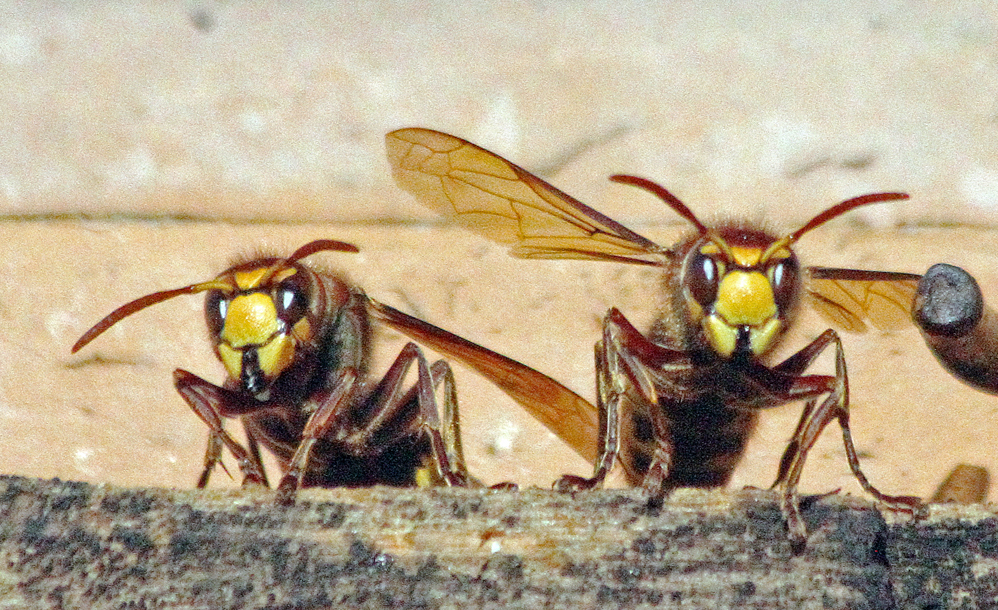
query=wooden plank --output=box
[3,476,995,609]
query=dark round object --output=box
[914,263,983,337]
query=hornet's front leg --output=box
[555,308,685,493]
[174,369,268,488]
[768,329,923,550]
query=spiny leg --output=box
[244,432,270,488]
[340,343,476,487]
[639,396,675,500]
[555,329,620,490]
[410,352,475,487]
[174,369,266,487]
[770,330,923,549]
[196,432,228,489]
[274,343,479,504]
[769,330,847,548]
[427,359,482,487]
[556,308,668,491]
[197,427,270,489]
[427,358,515,489]
[274,368,358,504]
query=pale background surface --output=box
[4,1,998,501]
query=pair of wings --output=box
[384,127,919,460]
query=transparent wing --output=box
[806,268,921,333]
[367,297,599,463]
[386,128,665,265]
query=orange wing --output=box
[386,128,665,265]
[806,268,921,333]
[366,297,599,463]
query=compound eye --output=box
[687,251,720,307]
[769,257,800,311]
[204,291,227,337]
[275,273,310,325]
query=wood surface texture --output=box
[0,475,996,609]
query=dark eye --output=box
[204,291,227,337]
[769,257,800,311]
[275,273,310,325]
[687,252,720,307]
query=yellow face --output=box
[207,265,314,399]
[682,233,799,359]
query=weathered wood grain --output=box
[0,476,995,609]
